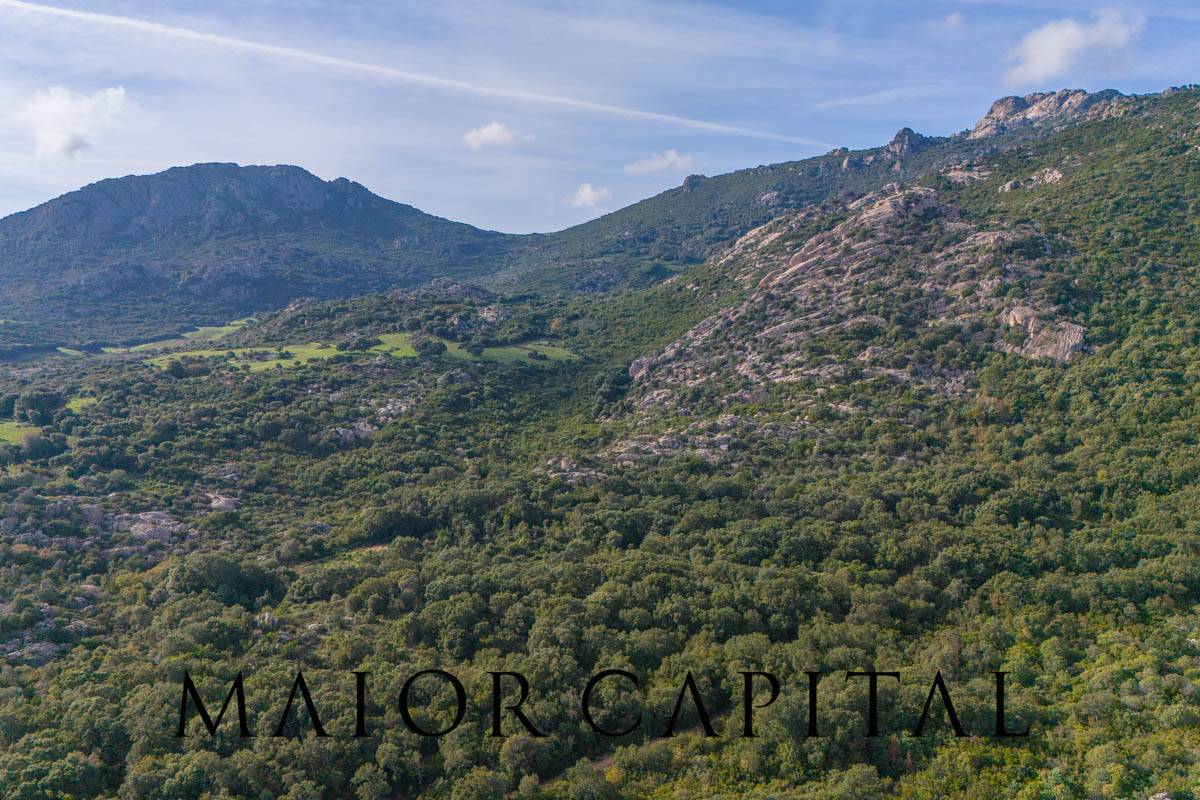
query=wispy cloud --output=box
[568,182,609,208]
[463,121,533,149]
[931,12,964,32]
[1006,9,1145,85]
[624,148,693,175]
[16,85,129,158]
[810,85,941,111]
[0,0,822,145]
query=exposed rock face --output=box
[884,127,936,158]
[542,456,605,485]
[999,167,1064,193]
[206,493,240,512]
[478,304,510,323]
[626,183,1086,413]
[968,89,1129,139]
[829,128,946,177]
[942,161,992,183]
[112,511,189,543]
[1031,167,1064,185]
[999,305,1085,361]
[326,420,377,447]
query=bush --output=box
[412,335,447,356]
[14,390,64,425]
[165,553,284,607]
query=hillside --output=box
[488,89,1137,293]
[0,90,1135,353]
[1,84,1200,799]
[0,163,511,349]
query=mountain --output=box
[0,88,1148,354]
[622,182,1085,417]
[487,89,1135,294]
[0,163,511,349]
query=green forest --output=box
[2,88,1200,799]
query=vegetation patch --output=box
[149,331,576,373]
[0,419,37,444]
[149,342,343,372]
[181,318,256,342]
[104,317,255,354]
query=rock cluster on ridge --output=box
[967,89,1130,139]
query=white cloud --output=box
[623,148,693,175]
[16,85,129,158]
[463,121,533,150]
[1006,9,1144,85]
[930,12,963,32]
[568,182,610,208]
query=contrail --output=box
[0,0,827,147]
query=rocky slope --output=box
[489,127,985,295]
[625,183,1085,415]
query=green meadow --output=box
[103,318,255,354]
[0,420,37,444]
[148,332,575,371]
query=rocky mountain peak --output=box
[967,88,1128,139]
[884,127,935,157]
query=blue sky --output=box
[0,0,1197,233]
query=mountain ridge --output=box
[0,86,1158,352]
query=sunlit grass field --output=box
[146,333,576,371]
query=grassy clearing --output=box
[148,332,575,372]
[0,420,37,444]
[66,397,99,412]
[371,333,418,357]
[148,342,343,371]
[243,343,341,371]
[482,341,576,362]
[182,318,256,342]
[104,318,255,354]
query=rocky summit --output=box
[966,88,1131,139]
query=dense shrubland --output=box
[1,90,1200,799]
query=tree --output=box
[14,390,64,425]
